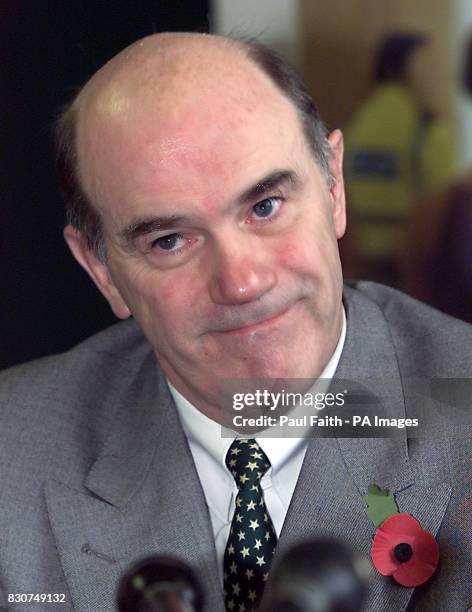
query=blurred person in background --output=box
[344,31,458,287]
[400,33,472,324]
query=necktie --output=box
[223,439,277,612]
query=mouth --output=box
[215,305,293,335]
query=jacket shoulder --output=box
[0,320,153,463]
[0,318,150,387]
[344,281,472,376]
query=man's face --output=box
[69,56,346,419]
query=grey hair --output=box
[55,102,108,262]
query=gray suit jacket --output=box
[0,282,471,612]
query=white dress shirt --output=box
[169,308,346,583]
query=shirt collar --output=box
[170,306,347,472]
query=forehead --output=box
[76,51,308,222]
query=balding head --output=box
[56,32,331,260]
[59,31,346,417]
[77,32,248,108]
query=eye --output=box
[250,196,282,222]
[152,233,185,252]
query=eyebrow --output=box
[237,169,301,206]
[118,169,301,247]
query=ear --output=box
[63,225,131,319]
[327,129,347,239]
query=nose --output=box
[208,237,277,305]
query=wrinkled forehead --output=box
[75,42,306,217]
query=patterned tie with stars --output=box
[223,438,277,612]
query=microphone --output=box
[116,555,204,612]
[260,538,369,612]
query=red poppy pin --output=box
[364,485,439,587]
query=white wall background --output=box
[455,0,472,168]
[210,0,302,68]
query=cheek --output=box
[276,238,309,269]
[150,280,177,305]
[146,273,200,325]
[275,224,332,274]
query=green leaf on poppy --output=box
[364,484,399,528]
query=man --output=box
[0,33,470,612]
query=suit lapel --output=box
[44,353,224,611]
[45,287,453,611]
[272,286,452,612]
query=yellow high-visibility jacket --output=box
[344,83,457,259]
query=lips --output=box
[215,305,292,335]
